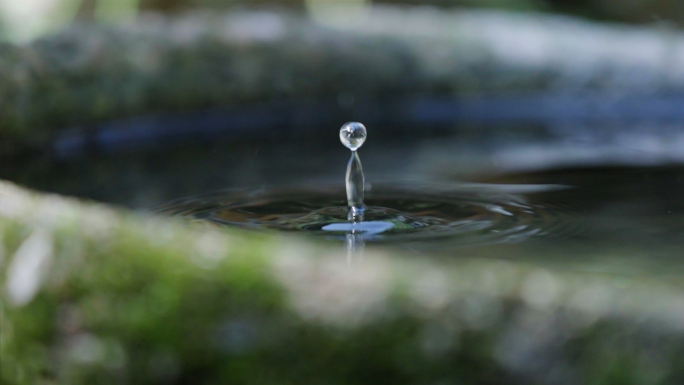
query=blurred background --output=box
[2,0,684,43]
[0,0,682,218]
[2,0,684,206]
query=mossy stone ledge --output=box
[1,181,684,384]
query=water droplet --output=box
[339,122,367,151]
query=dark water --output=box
[152,167,684,274]
[3,107,684,275]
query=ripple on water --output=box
[158,183,573,246]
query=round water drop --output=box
[339,122,367,151]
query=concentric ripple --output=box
[159,183,571,246]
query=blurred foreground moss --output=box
[2,180,684,384]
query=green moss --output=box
[1,181,684,384]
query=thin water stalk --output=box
[346,150,365,220]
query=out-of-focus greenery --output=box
[145,0,684,25]
[2,8,683,151]
[1,0,683,43]
[3,180,684,385]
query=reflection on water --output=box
[345,230,365,266]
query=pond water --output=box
[3,101,684,276]
[154,166,684,275]
[158,182,565,244]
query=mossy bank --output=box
[2,181,684,384]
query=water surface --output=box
[3,112,683,276]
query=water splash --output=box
[160,121,570,250]
[159,184,566,246]
[340,122,368,263]
[340,122,367,220]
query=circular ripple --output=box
[158,183,569,245]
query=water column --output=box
[339,122,367,220]
[339,122,367,265]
